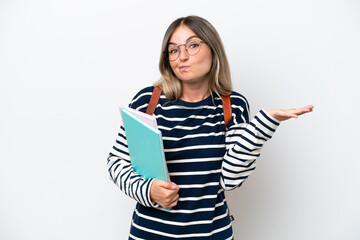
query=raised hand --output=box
[150,180,180,208]
[267,105,314,121]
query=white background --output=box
[1,0,359,239]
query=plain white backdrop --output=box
[1,0,359,239]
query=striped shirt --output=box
[107,86,280,239]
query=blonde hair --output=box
[157,16,232,101]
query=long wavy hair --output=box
[157,15,232,100]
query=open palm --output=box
[268,105,314,121]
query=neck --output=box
[180,81,210,102]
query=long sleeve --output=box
[220,108,280,190]
[107,124,156,207]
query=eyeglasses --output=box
[166,38,206,61]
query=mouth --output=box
[179,66,189,72]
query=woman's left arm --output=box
[220,105,314,191]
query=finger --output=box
[160,193,179,208]
[167,194,179,208]
[280,110,298,119]
[305,105,314,113]
[298,105,314,112]
[171,193,179,202]
[161,200,178,209]
[289,107,313,116]
[169,198,179,208]
[304,105,314,110]
[158,180,179,190]
[288,109,305,116]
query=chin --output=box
[177,74,193,82]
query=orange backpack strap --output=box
[146,86,162,115]
[222,95,234,221]
[221,95,232,128]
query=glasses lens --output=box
[168,45,179,61]
[186,39,201,56]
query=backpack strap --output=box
[221,95,232,128]
[146,86,162,115]
[220,95,233,220]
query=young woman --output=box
[107,15,313,240]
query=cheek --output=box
[204,57,212,72]
[200,51,213,73]
[169,62,177,73]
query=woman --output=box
[107,15,313,239]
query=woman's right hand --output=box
[150,180,180,208]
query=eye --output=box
[168,48,178,55]
[186,39,201,50]
[189,43,199,49]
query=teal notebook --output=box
[121,108,170,183]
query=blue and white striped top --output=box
[107,86,280,239]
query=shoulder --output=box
[227,91,250,125]
[128,86,155,112]
[229,91,250,112]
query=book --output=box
[119,106,158,128]
[120,107,170,183]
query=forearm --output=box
[220,109,280,190]
[107,128,156,207]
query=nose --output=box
[178,45,189,61]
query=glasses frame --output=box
[165,38,207,61]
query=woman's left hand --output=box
[267,105,314,121]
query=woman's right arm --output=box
[107,125,156,207]
[107,122,179,209]
[108,86,179,208]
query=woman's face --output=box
[168,25,213,85]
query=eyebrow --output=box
[168,35,199,46]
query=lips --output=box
[179,66,190,72]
